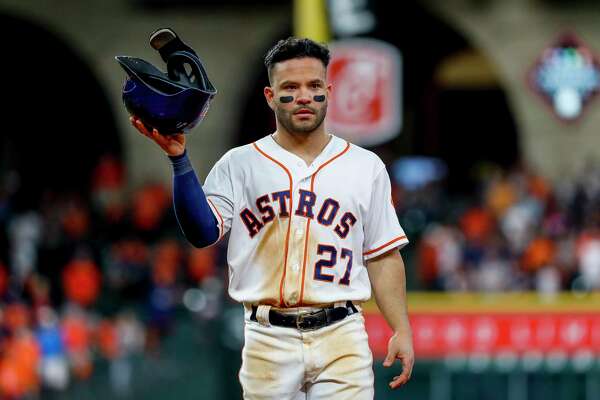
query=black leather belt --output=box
[250,301,358,331]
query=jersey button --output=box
[292,264,299,272]
[289,293,298,303]
[295,229,304,238]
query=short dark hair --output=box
[264,37,330,82]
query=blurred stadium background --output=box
[1,0,600,399]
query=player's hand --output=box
[383,330,414,389]
[130,116,186,157]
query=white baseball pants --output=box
[239,308,374,399]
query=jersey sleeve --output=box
[363,166,409,261]
[202,151,235,240]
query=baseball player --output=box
[132,37,414,399]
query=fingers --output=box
[130,116,152,137]
[391,358,413,389]
[129,116,185,156]
[130,116,182,141]
[171,132,186,146]
[151,128,170,148]
[130,116,168,145]
[389,369,409,389]
[385,353,414,390]
[389,370,410,389]
[382,351,395,368]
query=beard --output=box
[275,102,328,135]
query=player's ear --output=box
[327,83,332,98]
[264,86,275,111]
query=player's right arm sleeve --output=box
[169,151,220,248]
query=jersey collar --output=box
[255,134,348,179]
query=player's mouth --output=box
[294,108,315,117]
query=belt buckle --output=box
[296,311,323,332]
[296,311,316,331]
[296,312,308,331]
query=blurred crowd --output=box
[405,161,600,293]
[0,156,226,399]
[3,150,600,397]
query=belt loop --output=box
[256,305,271,327]
[347,301,359,314]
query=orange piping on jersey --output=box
[253,142,293,307]
[207,198,225,241]
[299,142,351,305]
[363,235,407,256]
[299,218,313,306]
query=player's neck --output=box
[272,128,331,166]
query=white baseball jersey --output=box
[203,134,408,307]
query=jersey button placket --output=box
[285,167,310,306]
[297,174,313,305]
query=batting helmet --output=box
[115,28,216,135]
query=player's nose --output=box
[295,86,312,104]
[296,95,311,105]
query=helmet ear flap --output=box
[167,53,197,84]
[166,51,214,92]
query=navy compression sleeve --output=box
[169,151,220,247]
